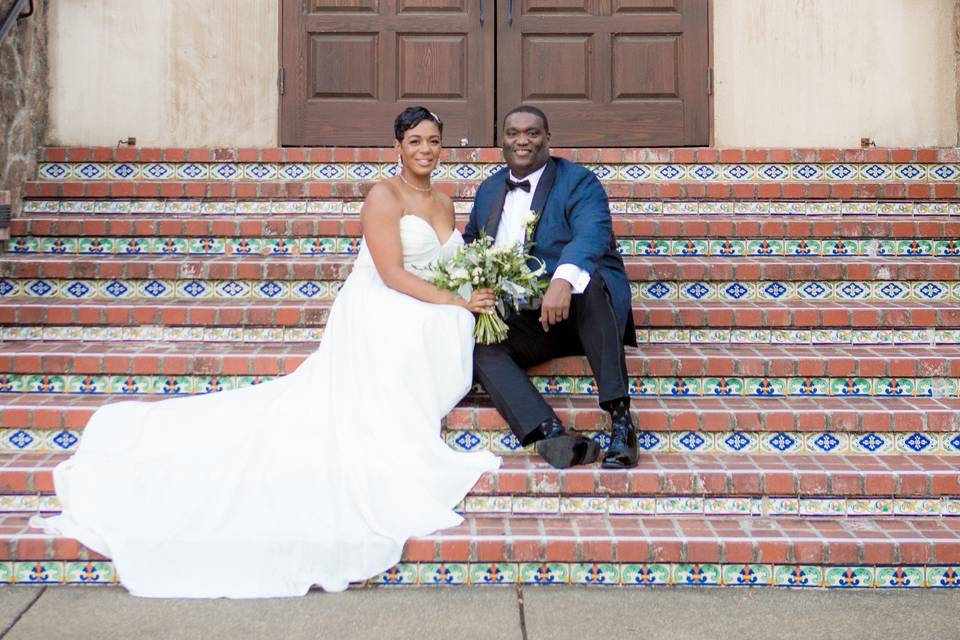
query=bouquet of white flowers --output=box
[425,231,548,344]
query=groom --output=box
[464,106,639,470]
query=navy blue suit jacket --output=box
[464,157,635,346]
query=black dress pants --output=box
[473,276,630,447]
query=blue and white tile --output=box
[893,164,926,181]
[142,163,175,180]
[850,433,893,454]
[757,164,790,181]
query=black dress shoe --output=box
[601,414,639,469]
[535,418,600,470]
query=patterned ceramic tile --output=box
[64,561,116,584]
[418,563,469,585]
[925,566,960,588]
[369,563,418,586]
[13,561,63,584]
[469,563,519,585]
[773,565,823,587]
[520,563,569,585]
[825,566,875,588]
[672,564,721,586]
[721,564,773,586]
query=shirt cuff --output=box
[552,263,591,294]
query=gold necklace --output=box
[399,172,432,193]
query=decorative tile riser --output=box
[12,236,960,258]
[5,497,960,518]
[22,181,960,201]
[445,431,960,457]
[3,561,960,588]
[6,346,960,378]
[7,326,960,346]
[7,395,960,439]
[369,563,960,588]
[38,145,960,164]
[34,161,960,184]
[4,279,960,303]
[2,301,958,330]
[20,199,960,217]
[2,373,959,398]
[3,424,960,454]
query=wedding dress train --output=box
[32,215,500,598]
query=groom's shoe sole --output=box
[537,434,600,469]
[600,454,639,470]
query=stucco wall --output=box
[46,0,278,147]
[1,0,48,214]
[713,0,959,147]
[45,0,959,148]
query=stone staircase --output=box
[0,146,958,589]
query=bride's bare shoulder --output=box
[361,179,404,219]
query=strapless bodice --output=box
[353,215,463,273]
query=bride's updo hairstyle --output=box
[394,106,443,141]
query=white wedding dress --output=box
[32,215,500,598]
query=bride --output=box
[31,107,502,598]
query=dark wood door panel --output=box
[281,0,709,146]
[497,0,708,146]
[282,0,493,146]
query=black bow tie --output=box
[505,177,531,192]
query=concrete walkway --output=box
[0,586,957,640]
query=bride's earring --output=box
[396,156,403,175]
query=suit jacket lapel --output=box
[529,157,556,215]
[483,180,508,238]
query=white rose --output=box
[519,210,537,225]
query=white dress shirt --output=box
[494,164,591,293]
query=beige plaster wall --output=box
[713,0,959,148]
[47,0,278,147]
[46,0,958,148]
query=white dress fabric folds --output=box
[33,216,501,598]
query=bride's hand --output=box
[462,288,497,314]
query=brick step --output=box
[7,513,960,568]
[5,343,960,378]
[1,343,958,378]
[38,145,959,164]
[1,299,956,329]
[5,393,960,437]
[24,180,960,201]
[2,452,958,501]
[3,255,958,281]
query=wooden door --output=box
[280,0,494,146]
[496,0,710,146]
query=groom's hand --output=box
[540,279,572,332]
